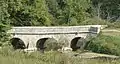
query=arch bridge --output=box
[8,25,104,51]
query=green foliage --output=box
[86,34,120,56]
[44,38,63,51]
[8,0,53,26]
[46,0,91,25]
[1,0,91,27]
[0,0,10,45]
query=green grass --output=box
[0,47,119,64]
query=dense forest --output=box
[0,0,120,43]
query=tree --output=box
[8,0,54,26]
[45,0,91,25]
[0,0,10,44]
[91,0,120,21]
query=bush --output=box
[44,38,63,51]
[86,34,120,56]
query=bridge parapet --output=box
[9,25,102,34]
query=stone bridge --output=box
[8,25,104,51]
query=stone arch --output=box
[70,37,86,51]
[36,38,58,52]
[10,38,26,49]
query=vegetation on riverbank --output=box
[86,34,120,56]
[0,47,119,64]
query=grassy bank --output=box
[0,47,119,64]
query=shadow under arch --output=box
[10,38,26,49]
[36,38,58,52]
[71,37,85,51]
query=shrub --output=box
[44,38,63,51]
[86,34,120,56]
